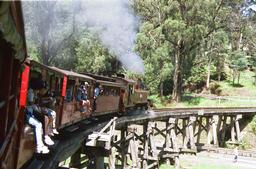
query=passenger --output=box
[25,88,49,154]
[93,83,102,112]
[30,74,57,141]
[77,82,91,115]
[38,88,59,136]
[137,78,145,90]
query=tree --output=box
[23,1,80,66]
[134,0,230,102]
[229,51,248,85]
[75,31,113,74]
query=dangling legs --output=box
[28,116,49,154]
[47,109,59,136]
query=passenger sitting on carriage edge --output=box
[93,83,102,111]
[30,74,56,143]
[25,88,49,154]
[77,82,91,114]
[38,87,59,136]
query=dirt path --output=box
[179,152,256,169]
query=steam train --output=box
[0,1,148,169]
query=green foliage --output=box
[148,95,165,108]
[134,0,231,100]
[209,82,222,95]
[230,51,248,71]
[185,66,207,92]
[239,140,251,150]
[75,31,113,74]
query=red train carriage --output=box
[50,66,95,126]
[0,1,28,169]
[17,60,97,168]
[17,60,68,168]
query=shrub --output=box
[209,82,222,95]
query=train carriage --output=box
[50,67,95,126]
[81,73,125,116]
[93,79,124,116]
[115,77,149,110]
[17,59,68,168]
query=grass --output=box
[151,70,256,108]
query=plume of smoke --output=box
[79,0,144,74]
[22,0,144,73]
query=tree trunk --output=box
[206,56,211,89]
[238,71,240,84]
[41,38,49,65]
[172,42,183,102]
[160,81,163,99]
[232,69,235,85]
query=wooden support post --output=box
[121,126,127,168]
[235,115,242,142]
[164,118,178,165]
[230,116,236,142]
[216,115,222,136]
[206,117,212,145]
[109,147,116,169]
[188,116,196,149]
[220,116,227,147]
[196,117,202,143]
[143,121,158,169]
[182,119,188,148]
[127,126,140,169]
[175,156,180,169]
[96,156,104,169]
[212,115,219,146]
[143,124,148,169]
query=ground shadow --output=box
[181,95,202,105]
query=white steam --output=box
[80,0,144,74]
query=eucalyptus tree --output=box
[22,1,81,67]
[134,0,229,102]
[75,31,113,74]
[204,30,229,88]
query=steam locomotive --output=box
[0,2,148,168]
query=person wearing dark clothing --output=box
[93,83,101,112]
[77,82,91,115]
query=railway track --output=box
[25,107,256,169]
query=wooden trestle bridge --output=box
[26,107,256,169]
